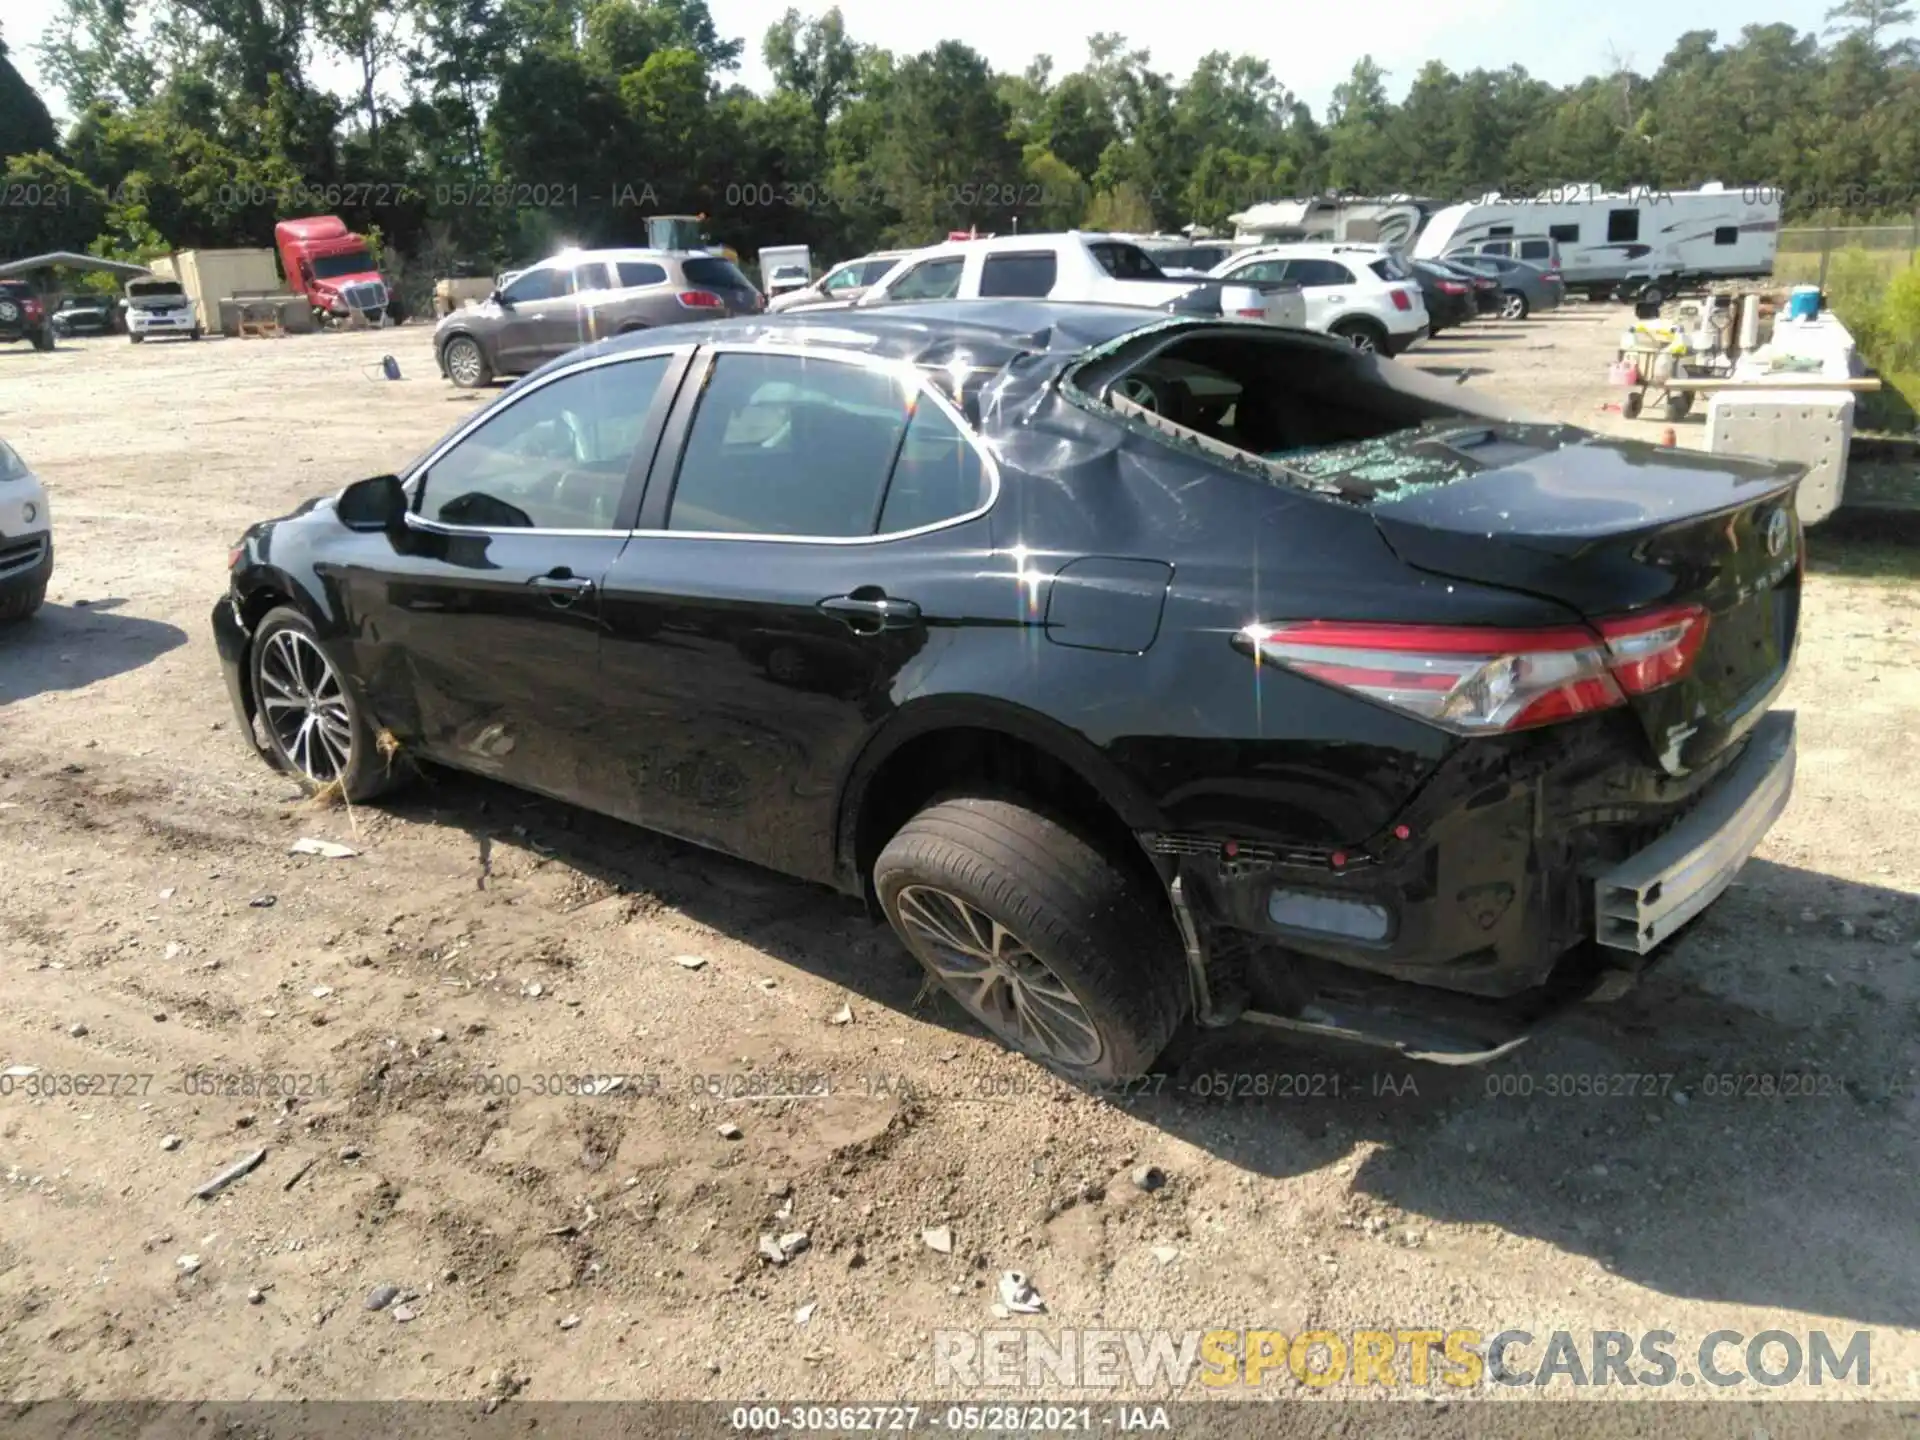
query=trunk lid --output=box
[1343,423,1802,775]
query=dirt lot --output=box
[1,309,1916,1407]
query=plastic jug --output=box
[1787,285,1821,321]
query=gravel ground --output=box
[0,308,1915,1406]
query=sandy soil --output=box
[0,309,1915,1406]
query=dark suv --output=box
[0,282,55,351]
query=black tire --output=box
[247,605,407,802]
[874,796,1188,1084]
[189,326,203,341]
[1500,290,1529,320]
[1621,390,1644,420]
[441,333,492,388]
[1329,318,1387,354]
[1663,391,1693,422]
[1640,284,1666,308]
[30,327,54,351]
[129,332,143,344]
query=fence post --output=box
[1817,227,1832,294]
[1911,208,1918,268]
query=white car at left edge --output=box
[0,436,52,621]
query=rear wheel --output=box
[1640,284,1667,308]
[442,333,491,388]
[874,796,1188,1084]
[249,606,407,802]
[129,332,143,344]
[1500,291,1529,320]
[29,327,54,351]
[1329,318,1387,354]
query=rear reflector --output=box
[1236,608,1709,733]
[677,290,725,309]
[1390,288,1413,311]
[1233,307,1266,318]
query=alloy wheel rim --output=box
[447,339,481,384]
[1346,330,1377,353]
[1503,295,1525,319]
[258,629,353,783]
[893,885,1102,1067]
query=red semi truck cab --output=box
[273,216,403,322]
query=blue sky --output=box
[4,0,1845,125]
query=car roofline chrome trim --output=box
[399,337,1001,546]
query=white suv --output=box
[856,233,1307,329]
[1210,242,1427,355]
[0,436,52,621]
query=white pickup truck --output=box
[855,232,1308,329]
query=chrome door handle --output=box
[819,593,920,633]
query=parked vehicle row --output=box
[430,219,1577,394]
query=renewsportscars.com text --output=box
[933,1327,1872,1390]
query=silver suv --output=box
[435,248,763,387]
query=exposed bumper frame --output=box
[1593,710,1796,955]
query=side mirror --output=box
[338,474,408,532]
[491,288,512,309]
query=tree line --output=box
[0,0,1915,288]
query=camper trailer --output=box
[1229,197,1437,251]
[1414,183,1780,300]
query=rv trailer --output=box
[1414,183,1780,300]
[1229,196,1437,251]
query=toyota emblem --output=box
[1765,507,1791,557]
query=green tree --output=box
[0,33,60,160]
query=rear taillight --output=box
[22,298,43,321]
[1438,281,1467,295]
[1594,604,1709,695]
[1237,606,1709,734]
[1390,288,1413,311]
[676,289,725,310]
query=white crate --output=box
[1705,391,1856,525]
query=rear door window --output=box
[877,400,989,533]
[979,251,1059,297]
[1480,240,1512,257]
[1088,242,1166,280]
[615,261,668,288]
[1229,259,1289,283]
[572,263,611,293]
[682,257,755,291]
[887,258,964,301]
[1518,240,1551,262]
[1284,259,1356,287]
[667,354,912,536]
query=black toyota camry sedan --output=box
[214,301,1801,1079]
